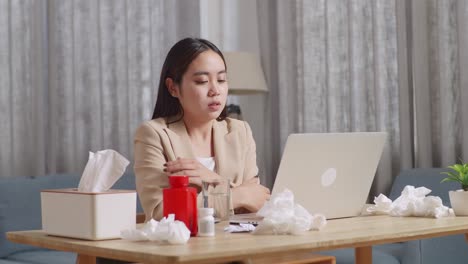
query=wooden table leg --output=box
[355,246,372,264]
[465,233,468,243]
[76,254,97,264]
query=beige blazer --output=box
[133,117,259,221]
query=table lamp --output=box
[223,51,268,120]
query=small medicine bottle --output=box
[197,208,215,237]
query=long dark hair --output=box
[152,38,227,121]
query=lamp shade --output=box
[223,51,268,94]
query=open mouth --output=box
[208,101,222,111]
[208,102,221,107]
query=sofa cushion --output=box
[0,174,81,258]
[5,250,76,264]
[375,241,420,264]
[113,172,143,213]
[319,248,400,264]
[420,235,468,264]
[388,168,458,203]
[0,259,27,264]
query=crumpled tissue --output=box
[121,214,191,244]
[367,185,455,218]
[253,189,327,235]
[78,149,129,192]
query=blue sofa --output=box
[0,172,142,264]
[387,168,468,264]
[321,168,468,264]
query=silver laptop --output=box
[230,132,386,224]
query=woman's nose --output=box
[208,82,220,96]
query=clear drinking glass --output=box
[202,178,231,222]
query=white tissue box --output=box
[41,189,136,240]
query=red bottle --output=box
[163,176,198,236]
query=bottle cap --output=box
[169,175,189,187]
[198,207,214,216]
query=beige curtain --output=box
[0,0,47,177]
[412,0,468,168]
[258,0,413,195]
[4,0,467,189]
[0,0,200,177]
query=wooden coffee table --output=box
[7,215,468,264]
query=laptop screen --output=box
[271,132,386,219]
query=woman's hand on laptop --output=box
[164,157,221,186]
[232,177,271,212]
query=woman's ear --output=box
[165,78,178,98]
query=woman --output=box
[134,38,270,221]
